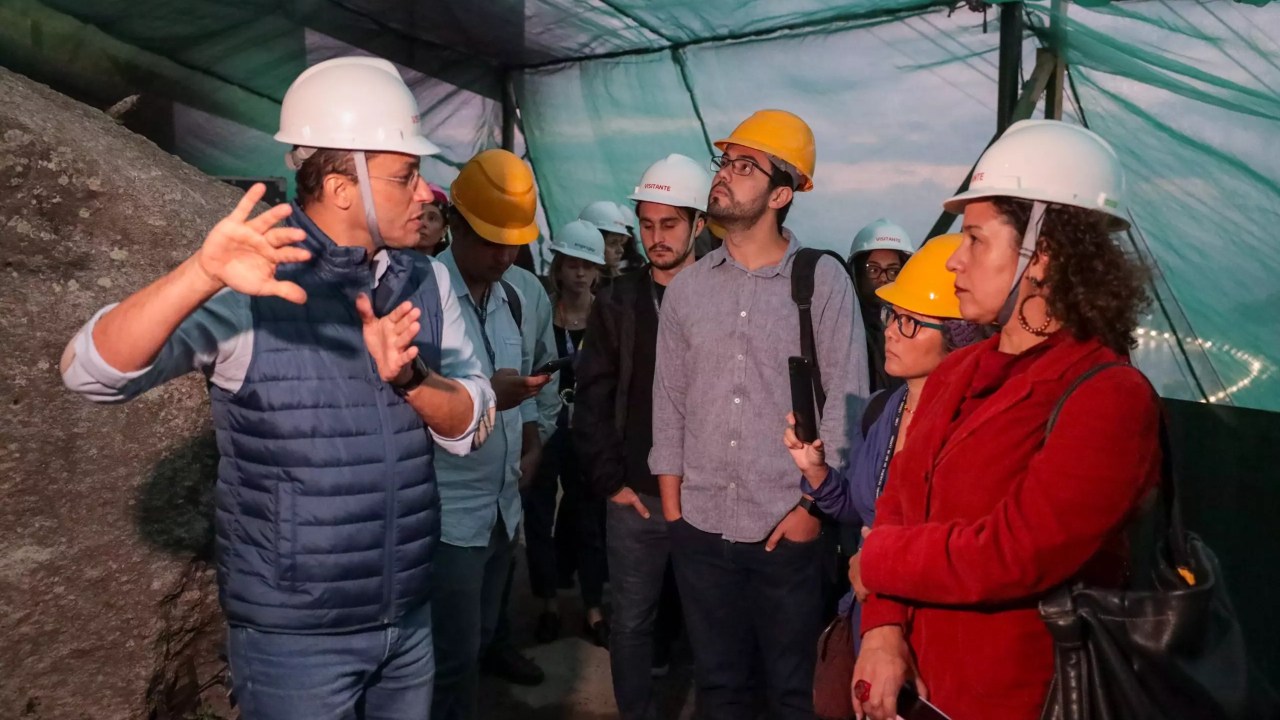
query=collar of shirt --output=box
[704,227,802,278]
[437,250,511,307]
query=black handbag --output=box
[1039,364,1279,720]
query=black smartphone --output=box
[897,683,951,720]
[788,356,818,443]
[532,356,573,377]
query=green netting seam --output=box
[671,48,714,158]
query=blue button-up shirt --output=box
[434,250,538,547]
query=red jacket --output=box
[860,334,1161,720]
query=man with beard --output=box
[649,111,868,719]
[574,153,710,720]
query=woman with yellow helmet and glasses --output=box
[783,235,986,719]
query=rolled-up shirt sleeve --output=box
[431,261,496,455]
[61,289,253,402]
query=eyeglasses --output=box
[367,168,422,190]
[864,263,902,282]
[711,154,771,178]
[881,305,945,339]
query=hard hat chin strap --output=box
[353,151,386,250]
[996,200,1047,326]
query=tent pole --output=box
[501,70,516,152]
[1045,0,1068,120]
[924,47,1056,241]
[996,1,1024,134]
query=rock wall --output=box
[0,66,248,720]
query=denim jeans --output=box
[430,518,514,720]
[226,601,433,720]
[669,516,824,720]
[607,492,672,720]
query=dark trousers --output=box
[430,519,513,720]
[607,492,677,720]
[669,517,824,720]
[522,428,607,607]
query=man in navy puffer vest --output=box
[61,57,495,719]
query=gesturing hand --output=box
[356,296,421,384]
[195,183,311,303]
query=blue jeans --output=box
[430,518,514,720]
[226,602,433,720]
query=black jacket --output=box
[572,269,661,498]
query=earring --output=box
[1018,295,1053,336]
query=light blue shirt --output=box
[434,250,536,547]
[502,266,562,443]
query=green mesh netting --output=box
[1,0,1277,409]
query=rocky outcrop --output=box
[0,66,248,720]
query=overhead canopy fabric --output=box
[1,0,1277,410]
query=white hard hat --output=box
[629,153,713,213]
[944,119,1128,230]
[551,220,607,265]
[275,57,441,157]
[614,202,638,228]
[848,218,914,262]
[579,201,631,235]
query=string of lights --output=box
[1133,327,1272,404]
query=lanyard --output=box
[560,325,580,359]
[875,392,910,499]
[471,286,496,367]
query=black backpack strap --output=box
[791,248,853,414]
[499,279,523,332]
[1046,362,1129,435]
[860,389,893,439]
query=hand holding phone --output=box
[532,356,573,377]
[788,356,818,443]
[897,683,950,720]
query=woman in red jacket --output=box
[848,120,1162,720]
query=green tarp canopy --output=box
[4,0,1276,411]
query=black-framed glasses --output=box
[864,263,901,282]
[711,154,771,178]
[881,305,945,339]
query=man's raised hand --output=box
[356,296,422,384]
[194,184,311,303]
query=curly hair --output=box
[992,197,1150,354]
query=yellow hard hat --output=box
[450,149,539,246]
[875,233,963,319]
[714,109,816,192]
[707,219,727,240]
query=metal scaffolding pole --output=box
[996,2,1024,134]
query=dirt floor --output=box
[478,550,696,719]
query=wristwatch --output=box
[797,496,823,519]
[393,356,432,396]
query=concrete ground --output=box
[478,550,696,720]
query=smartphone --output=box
[897,683,951,720]
[532,356,573,377]
[788,356,818,444]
